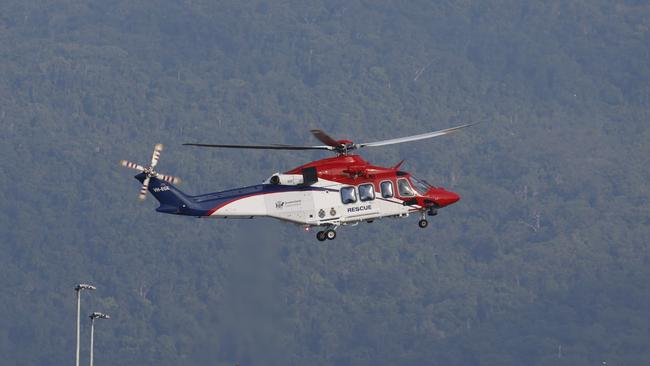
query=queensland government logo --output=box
[275,200,301,209]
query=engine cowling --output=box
[267,174,304,185]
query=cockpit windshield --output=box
[410,176,432,195]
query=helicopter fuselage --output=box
[137,155,460,239]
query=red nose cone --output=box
[437,191,460,207]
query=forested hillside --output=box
[1,1,649,365]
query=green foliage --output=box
[0,0,649,365]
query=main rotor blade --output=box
[139,177,150,200]
[120,160,145,172]
[183,143,333,151]
[150,143,163,168]
[357,123,477,148]
[310,129,341,148]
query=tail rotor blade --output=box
[150,144,163,168]
[120,160,145,171]
[156,173,182,185]
[138,177,150,200]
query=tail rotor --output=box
[120,144,182,201]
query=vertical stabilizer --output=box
[134,173,199,215]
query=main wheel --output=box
[325,230,337,240]
[316,231,327,241]
[418,219,429,229]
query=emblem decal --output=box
[330,208,336,216]
[275,200,302,209]
[318,209,326,218]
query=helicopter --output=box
[120,124,472,241]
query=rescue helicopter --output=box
[120,124,472,241]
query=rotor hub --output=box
[334,142,357,156]
[143,167,157,178]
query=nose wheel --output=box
[418,219,429,228]
[316,229,337,241]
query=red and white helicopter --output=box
[120,124,472,241]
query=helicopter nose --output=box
[436,190,460,207]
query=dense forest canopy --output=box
[0,1,649,365]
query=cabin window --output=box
[397,178,415,197]
[340,187,357,204]
[358,184,375,202]
[380,181,394,198]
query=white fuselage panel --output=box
[209,179,417,226]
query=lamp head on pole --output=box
[75,284,97,292]
[90,312,110,320]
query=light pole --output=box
[75,284,96,366]
[89,312,110,366]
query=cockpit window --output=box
[410,176,432,195]
[397,178,415,197]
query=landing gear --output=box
[418,219,429,229]
[316,228,337,241]
[316,231,327,241]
